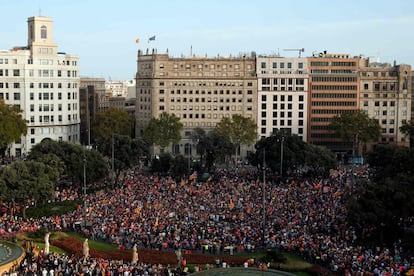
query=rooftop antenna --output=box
[283,48,305,57]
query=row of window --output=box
[261,119,304,126]
[310,69,355,74]
[311,101,357,106]
[261,111,304,118]
[29,103,78,112]
[170,63,251,70]
[168,97,250,103]
[261,78,306,85]
[0,91,77,101]
[369,110,408,116]
[311,85,358,90]
[167,105,249,112]
[312,93,357,98]
[260,62,304,69]
[29,92,78,100]
[262,95,304,102]
[261,127,304,135]
[0,69,78,78]
[157,81,254,87]
[29,114,78,123]
[310,61,356,67]
[0,82,78,89]
[159,105,254,112]
[166,89,254,95]
[261,103,305,110]
[259,70,306,75]
[312,76,357,82]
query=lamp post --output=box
[111,133,115,185]
[262,148,266,248]
[83,149,87,227]
[280,136,284,177]
[187,143,192,172]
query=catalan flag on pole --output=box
[148,35,156,43]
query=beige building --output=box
[359,59,412,148]
[135,49,257,157]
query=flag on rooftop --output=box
[148,35,156,43]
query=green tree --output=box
[0,161,58,207]
[215,114,257,163]
[170,155,189,176]
[250,131,336,177]
[330,110,381,157]
[348,144,414,246]
[151,153,172,174]
[28,140,107,187]
[93,107,134,152]
[0,99,28,156]
[143,112,183,152]
[204,130,235,171]
[400,120,414,148]
[106,135,148,185]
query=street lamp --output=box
[111,133,115,185]
[187,143,192,172]
[280,136,285,177]
[262,148,266,248]
[83,149,87,227]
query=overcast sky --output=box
[1,0,413,80]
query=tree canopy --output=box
[0,160,58,205]
[400,120,414,148]
[347,144,414,247]
[249,131,337,177]
[92,107,134,148]
[143,112,183,149]
[329,110,381,156]
[104,135,149,185]
[28,140,107,186]
[215,114,257,161]
[0,99,28,156]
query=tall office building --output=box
[0,16,79,157]
[135,49,257,156]
[359,59,411,148]
[308,52,360,154]
[256,56,308,141]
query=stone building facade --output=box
[359,60,412,148]
[135,49,257,157]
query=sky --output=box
[1,0,413,80]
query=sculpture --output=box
[83,238,90,259]
[44,232,50,255]
[131,244,138,264]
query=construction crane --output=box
[283,48,305,57]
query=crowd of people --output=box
[1,164,414,275]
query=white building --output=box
[105,80,135,98]
[0,16,80,157]
[256,56,308,141]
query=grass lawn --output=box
[59,232,119,251]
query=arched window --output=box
[41,25,47,39]
[172,144,180,155]
[184,143,192,156]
